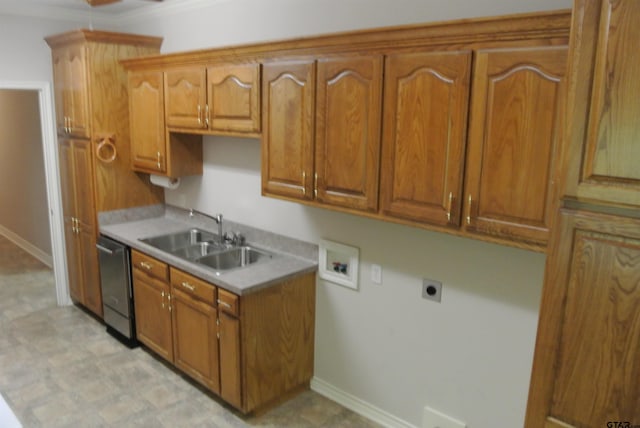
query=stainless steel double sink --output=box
[139,228,273,272]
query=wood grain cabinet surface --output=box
[380,50,472,227]
[132,251,173,362]
[526,1,640,425]
[164,63,261,135]
[58,139,101,316]
[526,210,640,427]
[464,45,568,246]
[262,56,383,214]
[129,70,203,178]
[46,30,165,318]
[562,0,640,208]
[261,59,316,200]
[130,249,315,415]
[129,70,167,174]
[51,44,90,138]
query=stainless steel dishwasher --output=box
[96,235,137,347]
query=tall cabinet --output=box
[46,30,165,317]
[526,0,640,426]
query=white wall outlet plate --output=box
[422,406,466,428]
[371,264,382,284]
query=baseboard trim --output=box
[310,377,416,428]
[0,225,52,268]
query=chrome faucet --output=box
[189,209,223,242]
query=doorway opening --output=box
[0,81,69,306]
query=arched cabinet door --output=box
[261,59,316,201]
[464,46,568,246]
[315,55,383,213]
[380,50,472,227]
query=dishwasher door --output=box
[97,235,136,345]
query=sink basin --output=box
[171,241,228,260]
[140,228,217,253]
[140,229,274,273]
[197,246,273,271]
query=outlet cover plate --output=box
[422,406,466,428]
[422,278,442,302]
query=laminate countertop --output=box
[99,205,318,295]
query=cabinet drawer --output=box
[217,289,239,316]
[132,250,168,282]
[170,268,216,304]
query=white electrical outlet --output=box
[371,264,382,284]
[422,406,466,428]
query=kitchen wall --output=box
[121,1,571,426]
[0,89,52,263]
[0,1,571,426]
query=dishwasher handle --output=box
[96,243,114,254]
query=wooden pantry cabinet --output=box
[526,0,640,426]
[46,30,165,317]
[59,139,100,314]
[130,249,315,414]
[164,63,261,135]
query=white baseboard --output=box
[310,377,416,428]
[0,225,53,268]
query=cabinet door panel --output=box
[58,140,76,217]
[261,60,315,200]
[52,50,67,135]
[207,63,261,133]
[526,210,640,427]
[129,71,166,173]
[71,139,96,229]
[219,311,242,409]
[465,46,567,245]
[316,56,382,212]
[171,288,220,393]
[381,51,471,226]
[66,44,90,138]
[133,271,173,362]
[567,0,640,207]
[64,219,82,303]
[165,67,206,129]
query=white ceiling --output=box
[0,0,206,23]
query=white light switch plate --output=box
[423,406,466,428]
[371,264,382,284]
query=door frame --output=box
[0,80,70,306]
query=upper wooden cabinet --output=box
[124,10,571,250]
[262,56,383,214]
[164,63,261,135]
[380,51,472,227]
[315,55,383,213]
[562,0,640,208]
[464,46,568,246]
[51,44,90,138]
[261,59,316,200]
[129,70,167,173]
[129,70,203,178]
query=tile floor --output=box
[0,236,380,427]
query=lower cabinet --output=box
[131,249,316,414]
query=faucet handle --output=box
[223,231,245,246]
